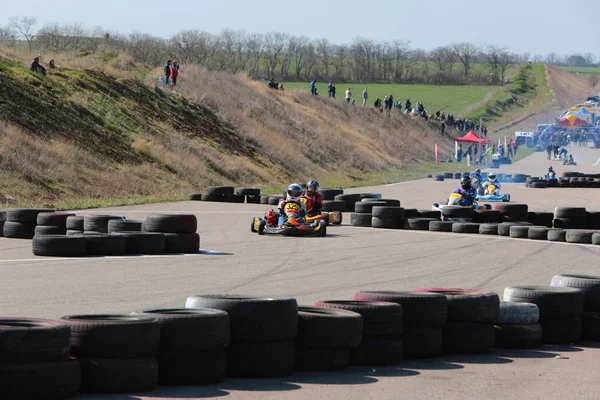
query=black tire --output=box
[5,208,54,223]
[494,203,528,216]
[4,221,36,239]
[402,327,443,359]
[350,213,372,227]
[246,194,261,204]
[164,233,200,253]
[355,201,387,213]
[200,193,224,202]
[296,347,350,372]
[594,233,600,245]
[32,235,88,257]
[474,210,502,223]
[83,234,126,256]
[360,193,382,200]
[0,221,3,237]
[528,212,554,227]
[322,200,347,212]
[207,186,234,196]
[539,316,582,344]
[144,214,197,233]
[34,225,67,236]
[185,295,298,342]
[503,286,585,318]
[528,227,551,240]
[452,222,481,234]
[415,289,499,323]
[107,219,143,233]
[509,225,532,239]
[443,322,495,354]
[548,229,567,242]
[495,324,542,349]
[443,172,453,179]
[498,302,540,324]
[0,318,71,363]
[314,300,402,338]
[566,229,599,244]
[553,217,586,229]
[371,217,404,229]
[260,195,271,204]
[66,216,84,230]
[111,232,166,255]
[60,315,160,358]
[36,212,75,227]
[227,340,295,378]
[66,230,84,236]
[224,194,244,203]
[297,306,363,349]
[258,219,266,235]
[268,196,282,206]
[83,215,124,233]
[334,194,362,212]
[187,193,203,201]
[418,210,441,219]
[353,291,447,327]
[479,223,499,235]
[433,175,445,182]
[237,188,260,196]
[79,358,157,393]
[587,211,600,229]
[319,188,344,200]
[502,215,529,222]
[582,312,600,341]
[551,274,600,311]
[531,182,546,188]
[377,199,401,207]
[131,308,229,352]
[555,207,587,219]
[453,172,462,179]
[403,208,420,219]
[0,360,80,400]
[350,339,403,366]
[158,349,226,385]
[408,218,437,230]
[497,222,530,237]
[441,206,474,219]
[429,220,454,232]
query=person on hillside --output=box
[479,145,487,165]
[49,59,56,69]
[170,60,180,87]
[278,83,284,91]
[30,57,46,76]
[513,141,519,156]
[362,88,368,107]
[405,99,411,111]
[440,121,446,136]
[303,179,323,217]
[310,80,317,95]
[164,60,172,85]
[345,88,352,103]
[327,81,336,98]
[387,95,394,112]
[507,140,513,158]
[374,98,382,109]
[454,176,477,207]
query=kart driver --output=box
[545,166,557,181]
[303,179,324,217]
[278,183,307,226]
[471,168,483,182]
[454,176,477,206]
[482,173,501,195]
[566,154,575,164]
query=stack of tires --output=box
[132,309,230,385]
[141,213,199,254]
[4,208,54,239]
[497,222,531,237]
[334,194,362,212]
[441,206,474,222]
[372,206,405,229]
[551,275,600,341]
[83,215,124,234]
[416,288,498,354]
[185,295,298,378]
[322,200,346,225]
[353,291,447,359]
[315,300,403,366]
[0,210,4,237]
[262,195,283,206]
[201,186,242,203]
[495,203,529,223]
[33,212,74,236]
[107,219,143,233]
[0,317,81,399]
[528,211,554,228]
[295,306,363,371]
[350,201,387,227]
[237,188,261,204]
[32,235,89,257]
[66,216,84,235]
[494,302,542,349]
[565,229,600,244]
[60,315,160,393]
[504,286,584,344]
[319,188,344,200]
[554,207,587,229]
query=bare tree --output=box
[0,25,16,47]
[583,52,596,67]
[484,45,507,84]
[546,52,559,65]
[331,44,347,80]
[315,39,332,78]
[497,51,514,83]
[9,16,37,53]
[532,54,544,63]
[430,45,457,75]
[37,23,93,52]
[127,32,167,66]
[291,36,310,79]
[391,40,410,82]
[263,32,287,78]
[169,30,216,66]
[453,42,478,78]
[245,33,264,78]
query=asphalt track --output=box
[2,146,600,400]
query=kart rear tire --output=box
[258,219,266,235]
[318,221,327,237]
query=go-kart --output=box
[563,159,577,166]
[475,184,510,202]
[433,193,491,221]
[250,203,327,237]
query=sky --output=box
[2,0,599,57]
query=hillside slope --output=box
[0,55,457,207]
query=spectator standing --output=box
[328,81,335,98]
[170,60,179,87]
[546,143,553,160]
[479,145,487,165]
[440,121,446,136]
[513,141,519,157]
[457,144,463,163]
[345,88,352,103]
[362,88,368,107]
[310,80,317,95]
[405,99,411,111]
[507,139,513,158]
[164,60,172,85]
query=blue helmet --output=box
[306,179,319,195]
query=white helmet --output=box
[488,174,497,181]
[286,184,303,202]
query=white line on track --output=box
[0,250,229,264]
[385,181,410,187]
[593,157,600,167]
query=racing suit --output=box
[482,179,501,195]
[453,186,477,207]
[470,173,484,195]
[302,192,324,216]
[277,199,306,227]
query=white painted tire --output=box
[498,302,539,324]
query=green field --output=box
[561,66,600,74]
[283,82,503,117]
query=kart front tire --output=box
[318,220,327,237]
[250,218,257,233]
[258,220,266,235]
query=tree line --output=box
[1,16,598,85]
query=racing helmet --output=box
[488,173,497,181]
[475,168,481,175]
[306,179,320,195]
[286,183,303,202]
[460,176,472,188]
[548,166,554,172]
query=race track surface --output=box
[2,146,600,400]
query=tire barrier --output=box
[189,187,261,203]
[495,302,542,349]
[4,208,54,239]
[525,172,600,189]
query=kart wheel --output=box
[504,194,511,202]
[322,212,330,226]
[318,220,327,237]
[250,218,257,233]
[258,220,266,235]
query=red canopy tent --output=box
[453,131,490,143]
